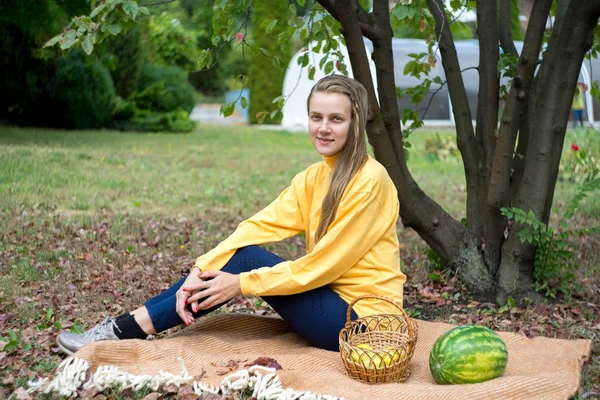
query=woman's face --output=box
[308,91,352,157]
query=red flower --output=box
[571,143,580,151]
[235,32,244,42]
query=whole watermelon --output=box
[429,324,508,385]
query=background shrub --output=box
[137,64,196,113]
[248,0,291,124]
[52,50,116,129]
[100,26,147,98]
[0,0,89,127]
[111,63,196,132]
[112,105,195,132]
[146,12,201,71]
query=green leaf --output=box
[198,49,210,70]
[297,0,306,6]
[299,53,309,67]
[3,340,18,351]
[394,5,409,20]
[450,0,461,10]
[240,97,248,109]
[90,4,107,18]
[319,56,327,69]
[220,102,236,117]
[122,0,139,19]
[260,19,273,29]
[256,111,267,124]
[272,95,285,108]
[65,30,78,40]
[308,65,316,80]
[74,16,94,31]
[44,35,63,48]
[108,21,122,35]
[81,35,94,54]
[138,6,150,15]
[60,38,78,50]
[266,19,278,34]
[324,60,334,75]
[506,296,515,308]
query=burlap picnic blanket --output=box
[74,313,592,400]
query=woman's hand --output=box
[184,271,242,311]
[175,270,205,326]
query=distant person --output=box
[56,75,406,354]
[572,82,587,128]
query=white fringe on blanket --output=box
[27,357,342,400]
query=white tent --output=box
[280,38,598,131]
[281,38,378,132]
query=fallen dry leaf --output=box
[142,392,163,400]
[215,368,231,376]
[11,387,32,400]
[0,313,16,325]
[178,384,195,396]
[246,357,282,370]
[162,383,179,393]
[78,387,99,400]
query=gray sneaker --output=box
[57,317,121,355]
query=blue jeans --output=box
[573,109,584,127]
[144,246,357,351]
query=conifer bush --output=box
[52,50,116,129]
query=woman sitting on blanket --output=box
[57,75,406,354]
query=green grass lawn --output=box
[0,126,321,215]
[0,124,598,398]
[2,125,596,219]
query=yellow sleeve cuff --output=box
[239,272,255,296]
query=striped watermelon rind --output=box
[429,324,508,385]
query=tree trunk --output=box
[497,1,600,301]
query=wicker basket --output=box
[339,295,418,384]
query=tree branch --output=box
[140,0,176,6]
[488,0,553,209]
[426,0,479,229]
[471,0,503,268]
[582,0,600,17]
[475,1,499,180]
[540,2,600,222]
[319,0,380,43]
[371,0,404,162]
[499,0,519,57]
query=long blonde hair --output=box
[307,75,369,242]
